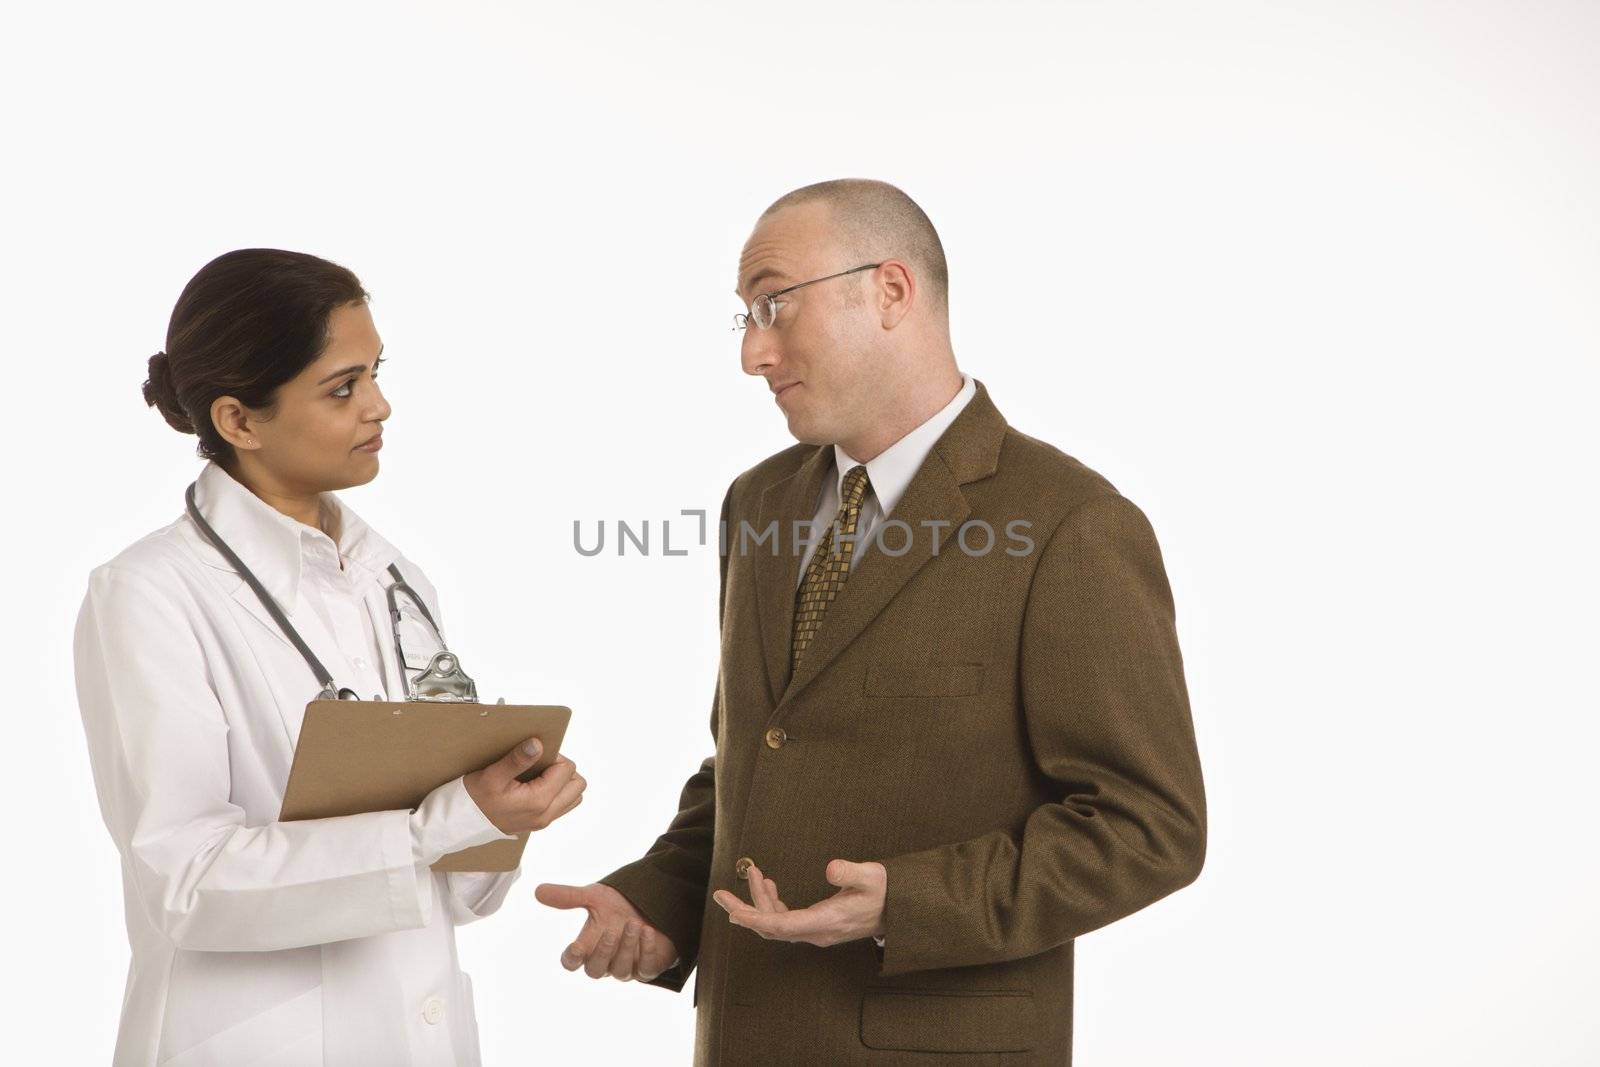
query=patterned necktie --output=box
[792,464,872,672]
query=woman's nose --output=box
[370,381,393,421]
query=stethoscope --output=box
[184,482,477,703]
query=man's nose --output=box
[740,325,779,377]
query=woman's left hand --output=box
[463,738,586,834]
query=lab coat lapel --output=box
[223,573,302,658]
[189,461,308,655]
[215,570,334,749]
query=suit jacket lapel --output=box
[752,445,833,706]
[779,454,970,704]
[771,381,1010,709]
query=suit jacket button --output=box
[735,856,754,880]
[764,727,787,749]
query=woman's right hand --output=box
[463,738,586,835]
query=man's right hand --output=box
[534,882,679,982]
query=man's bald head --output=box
[758,179,949,316]
[739,178,963,459]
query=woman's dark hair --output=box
[142,249,370,462]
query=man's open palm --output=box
[535,882,678,982]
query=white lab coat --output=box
[74,461,523,1066]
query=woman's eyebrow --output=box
[316,343,384,384]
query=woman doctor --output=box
[73,248,584,1066]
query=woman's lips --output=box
[355,433,384,453]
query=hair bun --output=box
[143,351,195,434]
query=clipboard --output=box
[279,689,572,872]
[180,492,573,873]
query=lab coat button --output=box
[734,856,754,880]
[422,995,445,1025]
[764,727,787,749]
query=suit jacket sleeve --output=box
[877,491,1207,975]
[596,481,735,991]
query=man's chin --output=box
[786,422,832,447]
[782,409,829,446]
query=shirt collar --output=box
[833,373,977,516]
[189,460,401,608]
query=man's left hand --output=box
[712,859,886,947]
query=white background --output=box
[3,2,1596,1063]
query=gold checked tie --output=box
[791,464,872,672]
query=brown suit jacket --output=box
[601,381,1206,1064]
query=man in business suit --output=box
[536,179,1206,1064]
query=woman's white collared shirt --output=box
[74,461,521,1066]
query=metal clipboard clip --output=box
[387,563,486,703]
[407,650,480,703]
[385,564,508,705]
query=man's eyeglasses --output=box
[733,263,883,331]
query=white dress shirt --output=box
[74,460,521,1066]
[797,373,977,583]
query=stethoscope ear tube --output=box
[185,481,345,699]
[185,481,469,703]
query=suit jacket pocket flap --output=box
[864,660,984,697]
[859,989,1036,1053]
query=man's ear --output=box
[210,395,260,453]
[876,259,916,330]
